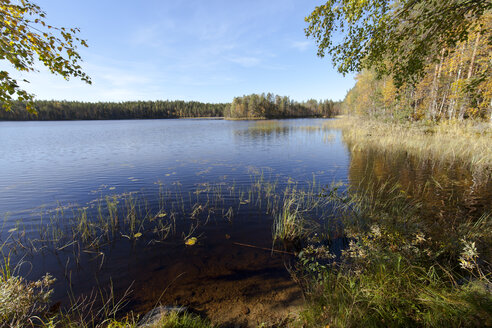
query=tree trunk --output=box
[430,48,445,120]
[490,98,492,123]
[449,43,466,120]
[467,31,481,80]
[459,31,481,120]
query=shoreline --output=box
[0,116,335,122]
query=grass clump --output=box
[146,311,214,328]
[0,255,55,328]
[295,181,492,328]
[103,311,213,328]
[273,195,306,243]
[326,116,492,180]
[272,187,326,248]
[0,274,55,328]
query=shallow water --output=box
[1,118,490,325]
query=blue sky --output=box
[13,0,355,103]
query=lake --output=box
[1,118,490,325]
[0,119,349,218]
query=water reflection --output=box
[348,147,492,223]
[233,120,328,142]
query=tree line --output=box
[224,93,340,119]
[0,96,341,121]
[0,100,227,120]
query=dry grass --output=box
[295,179,492,328]
[326,116,492,180]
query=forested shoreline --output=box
[0,100,227,120]
[225,93,340,119]
[0,94,341,121]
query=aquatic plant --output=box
[272,195,306,243]
[0,172,335,327]
[1,172,333,262]
[326,116,492,181]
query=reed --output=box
[1,173,332,263]
[273,195,306,243]
[326,116,492,180]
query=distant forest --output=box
[0,100,227,120]
[225,93,340,119]
[0,94,341,121]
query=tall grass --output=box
[272,188,326,245]
[273,195,306,243]
[0,247,55,328]
[326,116,492,181]
[296,179,492,328]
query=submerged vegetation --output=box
[1,174,331,256]
[2,172,491,327]
[1,112,490,327]
[1,0,491,326]
[1,128,491,327]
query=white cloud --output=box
[290,40,311,52]
[226,56,261,67]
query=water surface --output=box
[1,119,348,219]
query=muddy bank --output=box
[129,225,303,327]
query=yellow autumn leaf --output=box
[185,237,197,246]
